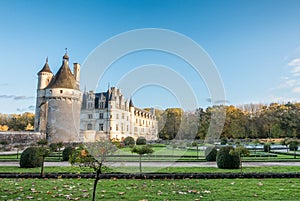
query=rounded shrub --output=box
[205,146,217,161]
[192,141,198,147]
[49,143,58,152]
[123,136,135,146]
[263,144,271,152]
[62,146,74,161]
[289,141,299,151]
[220,138,228,145]
[216,146,240,169]
[20,147,42,168]
[136,137,146,145]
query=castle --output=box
[81,88,157,142]
[34,53,82,143]
[34,53,158,143]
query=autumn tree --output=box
[69,140,117,201]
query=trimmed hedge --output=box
[1,172,300,179]
[62,146,74,161]
[263,144,271,152]
[123,136,135,146]
[20,147,42,168]
[136,137,146,145]
[205,146,217,161]
[289,141,299,151]
[216,146,240,169]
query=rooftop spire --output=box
[63,48,69,61]
[38,57,52,75]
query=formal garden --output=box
[0,137,300,200]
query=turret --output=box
[37,58,53,89]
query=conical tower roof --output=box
[38,58,52,74]
[129,98,134,107]
[46,58,79,90]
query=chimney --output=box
[73,63,80,83]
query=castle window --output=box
[116,114,119,119]
[100,102,104,108]
[116,124,119,131]
[60,90,63,93]
[99,113,103,119]
[110,115,112,119]
[122,113,124,119]
[87,123,92,130]
[127,125,129,131]
[121,123,124,132]
[99,124,103,131]
[88,114,93,119]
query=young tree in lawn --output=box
[69,140,117,201]
[288,139,299,159]
[36,139,49,177]
[131,145,154,174]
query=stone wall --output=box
[0,131,45,144]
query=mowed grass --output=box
[0,165,299,174]
[0,177,299,200]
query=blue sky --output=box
[0,0,300,114]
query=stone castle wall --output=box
[0,131,45,144]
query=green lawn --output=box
[0,165,299,174]
[0,178,299,200]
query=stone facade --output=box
[34,53,82,143]
[80,87,158,142]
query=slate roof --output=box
[38,58,52,74]
[46,59,79,90]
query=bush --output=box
[289,141,299,151]
[216,146,240,169]
[192,141,198,147]
[123,136,135,146]
[20,147,42,168]
[205,146,217,161]
[62,146,74,161]
[263,144,271,152]
[49,143,58,152]
[136,137,146,145]
[220,138,227,145]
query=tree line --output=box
[0,112,34,131]
[156,102,300,140]
[1,102,299,139]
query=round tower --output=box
[34,58,53,132]
[37,58,53,90]
[44,53,82,143]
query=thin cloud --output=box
[205,98,230,104]
[288,58,300,66]
[0,83,8,87]
[292,87,300,93]
[17,105,35,112]
[0,95,35,100]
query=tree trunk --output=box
[40,157,45,177]
[240,156,243,174]
[92,167,101,201]
[139,154,142,175]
